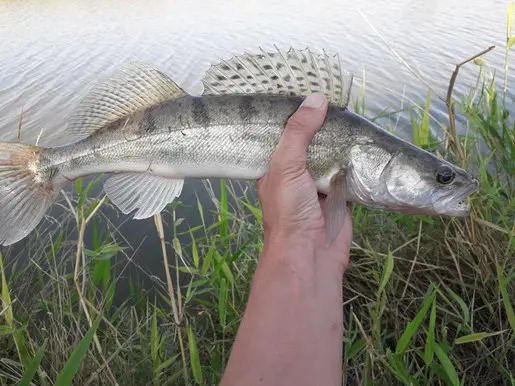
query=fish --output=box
[0,47,480,246]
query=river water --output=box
[0,0,512,294]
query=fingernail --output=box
[301,92,325,109]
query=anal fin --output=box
[323,171,349,246]
[104,173,184,219]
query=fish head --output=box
[348,143,480,216]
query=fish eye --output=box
[436,165,455,185]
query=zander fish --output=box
[0,47,480,246]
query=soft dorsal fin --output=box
[201,46,354,108]
[66,62,188,138]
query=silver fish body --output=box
[44,94,351,190]
[0,47,480,246]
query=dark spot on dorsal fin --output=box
[263,64,273,70]
[231,74,241,80]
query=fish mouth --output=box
[433,179,480,216]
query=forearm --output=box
[220,240,345,386]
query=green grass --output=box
[1,10,515,386]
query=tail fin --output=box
[0,142,59,246]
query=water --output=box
[1,0,512,144]
[0,0,512,295]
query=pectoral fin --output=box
[323,171,349,246]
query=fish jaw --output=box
[430,178,480,216]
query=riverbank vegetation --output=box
[1,7,514,386]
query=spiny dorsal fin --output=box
[67,62,188,138]
[201,46,353,108]
[104,173,184,219]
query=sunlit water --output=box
[0,0,512,296]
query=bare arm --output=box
[220,93,353,386]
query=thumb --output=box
[272,92,328,171]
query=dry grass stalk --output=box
[74,195,119,386]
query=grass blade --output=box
[420,89,431,147]
[378,251,394,294]
[497,265,515,336]
[0,325,15,336]
[345,338,366,360]
[218,278,227,328]
[455,330,507,344]
[433,343,459,386]
[386,350,416,385]
[242,201,262,223]
[151,303,162,386]
[0,252,13,325]
[431,363,455,386]
[187,323,204,385]
[0,252,32,368]
[213,251,235,284]
[19,340,47,386]
[445,287,470,324]
[219,180,229,242]
[55,315,101,386]
[396,286,437,355]
[424,296,437,365]
[190,230,200,269]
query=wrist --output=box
[259,230,347,280]
[261,229,317,264]
[263,225,321,251]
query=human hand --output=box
[257,92,353,274]
[220,93,352,386]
